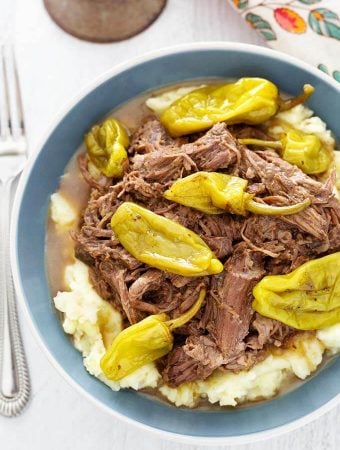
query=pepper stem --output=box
[246,198,311,216]
[279,84,315,112]
[238,138,283,150]
[166,288,206,330]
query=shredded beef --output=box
[129,118,188,154]
[129,270,178,315]
[97,262,143,324]
[162,345,217,386]
[204,244,265,356]
[229,124,275,142]
[248,314,292,349]
[131,122,240,183]
[73,117,340,387]
[239,149,334,240]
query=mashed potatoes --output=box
[54,260,160,392]
[160,332,338,407]
[51,97,340,408]
[53,258,340,407]
[50,192,78,228]
[270,104,335,148]
[146,85,204,116]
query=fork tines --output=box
[0,45,26,156]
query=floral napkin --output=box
[229,0,340,82]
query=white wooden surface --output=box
[0,0,339,448]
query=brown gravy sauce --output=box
[45,79,337,410]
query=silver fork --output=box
[0,44,30,417]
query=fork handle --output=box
[0,178,30,416]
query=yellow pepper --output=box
[252,253,340,330]
[111,202,223,276]
[239,128,331,175]
[85,118,129,177]
[282,129,331,174]
[164,172,310,216]
[165,172,251,215]
[160,78,279,136]
[101,288,206,380]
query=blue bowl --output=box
[12,43,340,445]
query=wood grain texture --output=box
[0,0,338,449]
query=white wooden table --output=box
[1,0,339,448]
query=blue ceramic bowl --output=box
[12,43,340,445]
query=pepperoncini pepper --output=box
[252,253,340,330]
[160,78,279,136]
[100,288,206,380]
[110,202,223,276]
[282,129,331,174]
[239,128,331,175]
[164,172,310,216]
[85,118,129,177]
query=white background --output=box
[1,0,339,449]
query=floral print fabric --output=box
[229,0,340,82]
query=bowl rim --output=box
[11,42,340,446]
